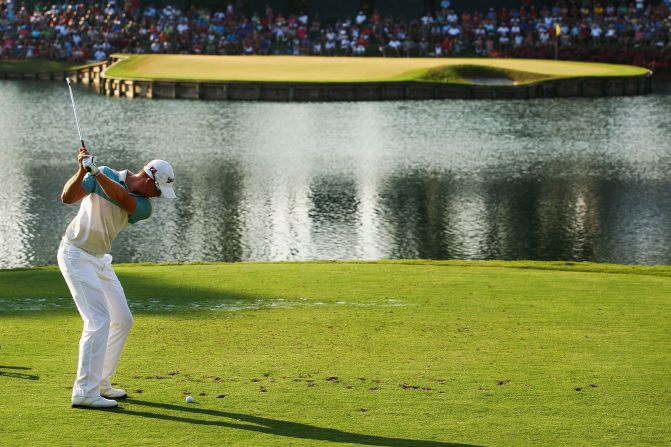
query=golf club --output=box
[66,78,95,172]
[65,78,86,147]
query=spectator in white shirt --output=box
[388,38,401,56]
[591,24,602,46]
[421,13,433,26]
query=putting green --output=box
[104,54,650,85]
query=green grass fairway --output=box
[104,55,650,85]
[1,261,669,446]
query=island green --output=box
[101,55,650,85]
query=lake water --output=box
[1,80,670,268]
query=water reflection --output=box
[0,81,670,268]
[309,175,360,259]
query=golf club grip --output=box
[81,139,91,172]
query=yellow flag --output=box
[555,24,561,36]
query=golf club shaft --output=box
[65,78,86,150]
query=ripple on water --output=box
[2,82,670,267]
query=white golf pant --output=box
[57,239,133,399]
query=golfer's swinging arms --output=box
[58,148,176,408]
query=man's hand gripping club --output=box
[80,151,138,214]
[82,154,99,176]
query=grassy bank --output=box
[103,55,650,85]
[0,60,85,73]
[1,261,669,446]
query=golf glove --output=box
[82,155,99,176]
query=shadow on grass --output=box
[120,399,483,447]
[0,365,39,380]
[0,267,289,313]
[0,267,305,313]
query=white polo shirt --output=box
[64,167,152,256]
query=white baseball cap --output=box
[143,160,176,199]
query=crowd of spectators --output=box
[1,0,670,72]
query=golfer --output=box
[58,147,176,409]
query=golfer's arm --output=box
[61,169,88,204]
[95,172,137,214]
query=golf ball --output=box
[186,395,193,403]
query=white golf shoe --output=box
[71,395,118,409]
[100,387,128,399]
